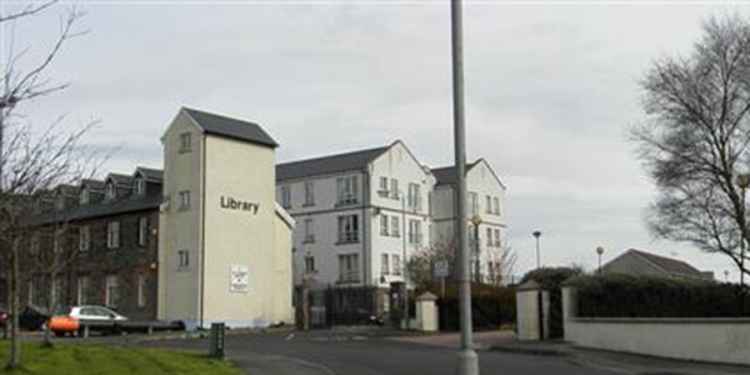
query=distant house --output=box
[601,249,714,281]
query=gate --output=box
[325,285,377,326]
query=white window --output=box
[487,227,493,246]
[179,132,192,152]
[493,197,500,215]
[107,221,120,249]
[281,186,291,208]
[179,190,191,210]
[178,250,190,269]
[378,177,389,197]
[486,195,492,214]
[392,255,402,276]
[380,215,389,236]
[138,217,148,247]
[77,276,89,305]
[494,228,501,247]
[336,176,359,205]
[390,178,399,199]
[408,183,421,210]
[391,216,400,237]
[337,215,359,243]
[137,274,146,308]
[135,176,145,196]
[105,182,116,201]
[105,275,119,308]
[304,218,315,243]
[305,256,315,273]
[79,225,90,252]
[338,254,359,283]
[304,181,314,206]
[409,219,422,244]
[381,254,390,276]
[80,188,89,205]
[468,192,478,216]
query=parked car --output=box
[48,306,127,337]
[0,305,8,325]
[20,304,49,331]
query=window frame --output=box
[178,190,191,211]
[337,215,359,244]
[179,132,192,153]
[107,221,120,249]
[304,181,315,206]
[138,216,149,247]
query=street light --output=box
[596,246,605,274]
[532,230,542,269]
[471,215,482,283]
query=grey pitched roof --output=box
[431,161,479,186]
[628,249,704,277]
[136,167,164,182]
[81,179,105,191]
[276,145,389,181]
[182,107,278,148]
[107,173,134,187]
[30,191,162,225]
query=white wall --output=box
[562,287,750,366]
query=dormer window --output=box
[105,181,116,201]
[80,188,89,205]
[134,176,145,196]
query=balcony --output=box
[338,271,360,284]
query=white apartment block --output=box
[275,140,506,290]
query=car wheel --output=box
[53,331,65,338]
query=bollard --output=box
[209,322,225,359]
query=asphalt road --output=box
[143,332,623,375]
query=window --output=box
[178,250,190,269]
[338,254,359,283]
[487,227,493,246]
[134,176,145,196]
[107,221,120,249]
[304,181,314,206]
[378,177,389,197]
[381,254,390,276]
[138,217,148,247]
[179,190,191,210]
[30,233,40,255]
[281,186,291,208]
[392,255,402,276]
[77,276,89,305]
[486,195,492,213]
[409,219,422,244]
[105,275,119,308]
[380,215,389,236]
[80,188,89,205]
[493,197,500,215]
[336,176,359,205]
[79,225,90,252]
[494,228,501,247]
[469,192,478,216]
[137,274,146,308]
[304,218,315,243]
[390,178,399,199]
[53,231,62,253]
[179,132,192,152]
[105,182,116,201]
[408,183,421,210]
[391,216,400,238]
[305,256,316,273]
[337,215,359,243]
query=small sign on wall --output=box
[230,265,249,293]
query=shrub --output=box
[417,282,516,331]
[567,274,750,318]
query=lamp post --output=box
[471,215,482,283]
[532,230,542,269]
[400,190,409,330]
[450,0,478,373]
[596,246,604,274]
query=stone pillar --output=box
[415,292,439,332]
[516,280,550,341]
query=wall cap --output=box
[416,292,438,302]
[572,317,750,324]
[517,280,541,291]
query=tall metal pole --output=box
[402,192,409,329]
[451,1,478,374]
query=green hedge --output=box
[568,274,750,318]
[417,282,516,331]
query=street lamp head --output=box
[532,230,542,239]
[596,246,604,255]
[737,173,750,189]
[470,215,482,226]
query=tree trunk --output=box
[7,241,20,369]
[42,276,53,347]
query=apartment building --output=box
[276,142,507,290]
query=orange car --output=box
[48,306,127,337]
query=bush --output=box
[568,274,750,318]
[520,267,583,338]
[417,282,516,331]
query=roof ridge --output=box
[277,145,389,166]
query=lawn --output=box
[0,341,243,375]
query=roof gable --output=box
[276,145,389,181]
[181,107,278,148]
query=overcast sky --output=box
[6,1,750,281]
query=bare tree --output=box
[0,2,96,368]
[632,13,750,286]
[485,244,517,287]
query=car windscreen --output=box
[53,306,72,316]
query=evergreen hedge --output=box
[567,274,750,318]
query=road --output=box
[143,331,623,375]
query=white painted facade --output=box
[277,141,507,290]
